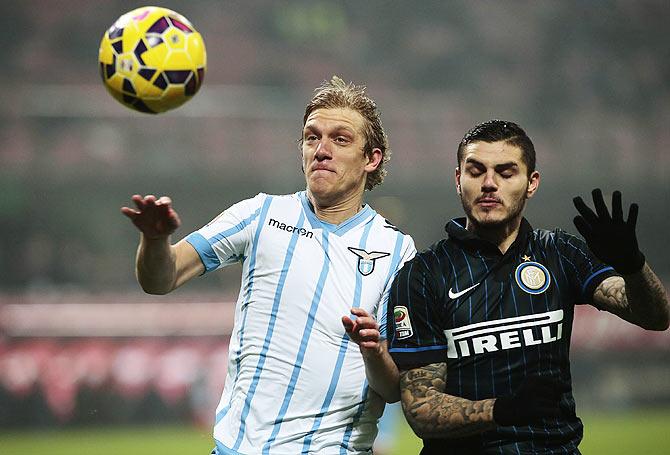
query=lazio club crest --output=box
[515,259,551,295]
[347,247,390,276]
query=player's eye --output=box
[498,168,517,178]
[334,136,349,144]
[305,134,318,142]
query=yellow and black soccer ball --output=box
[98,6,206,114]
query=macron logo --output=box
[268,218,314,238]
[444,310,564,359]
[448,283,480,299]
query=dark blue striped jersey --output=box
[388,217,618,454]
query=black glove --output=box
[493,376,565,426]
[572,188,645,275]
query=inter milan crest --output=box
[515,259,551,295]
[347,247,390,276]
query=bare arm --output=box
[399,363,496,439]
[342,308,400,403]
[135,236,203,294]
[593,264,670,331]
[122,194,204,294]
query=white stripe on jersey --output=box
[185,191,416,455]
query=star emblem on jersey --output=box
[515,261,551,295]
[347,247,390,276]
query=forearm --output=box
[622,262,670,330]
[402,389,496,439]
[363,343,400,403]
[400,366,496,439]
[136,234,177,294]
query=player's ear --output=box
[455,167,462,195]
[299,143,306,174]
[364,147,383,173]
[526,171,540,198]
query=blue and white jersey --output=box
[185,191,416,455]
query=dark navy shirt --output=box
[388,217,618,454]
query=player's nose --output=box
[314,140,332,160]
[482,170,498,191]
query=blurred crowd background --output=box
[0,0,668,444]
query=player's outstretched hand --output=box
[572,188,645,275]
[493,375,567,426]
[121,194,181,239]
[342,308,382,355]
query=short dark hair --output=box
[457,120,536,176]
[301,76,389,191]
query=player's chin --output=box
[473,211,509,227]
[308,181,342,203]
[307,177,331,193]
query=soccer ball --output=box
[98,6,206,114]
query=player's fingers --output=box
[359,341,381,349]
[354,318,378,331]
[156,196,172,206]
[358,329,380,341]
[350,307,371,318]
[144,194,157,207]
[341,316,355,333]
[611,191,623,222]
[591,188,610,221]
[165,208,182,230]
[135,194,158,212]
[626,203,639,229]
[120,207,139,218]
[573,216,594,241]
[131,194,147,211]
[572,196,597,225]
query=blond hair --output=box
[302,76,390,190]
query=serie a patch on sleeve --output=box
[394,306,413,339]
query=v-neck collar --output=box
[298,191,376,236]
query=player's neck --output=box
[466,216,522,254]
[307,190,365,225]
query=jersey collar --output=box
[298,191,376,236]
[445,217,533,257]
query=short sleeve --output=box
[376,234,417,340]
[185,193,267,274]
[555,230,619,306]
[387,254,448,369]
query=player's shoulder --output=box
[400,238,449,275]
[222,192,298,219]
[372,215,407,234]
[245,191,303,209]
[531,227,586,252]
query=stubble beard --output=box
[461,193,527,233]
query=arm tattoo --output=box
[399,363,496,439]
[594,264,670,330]
[593,276,628,312]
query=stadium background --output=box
[0,0,668,453]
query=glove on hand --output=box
[572,188,645,275]
[493,375,565,426]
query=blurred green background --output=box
[2,410,670,454]
[0,0,668,453]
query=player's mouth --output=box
[476,197,502,208]
[311,165,335,174]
